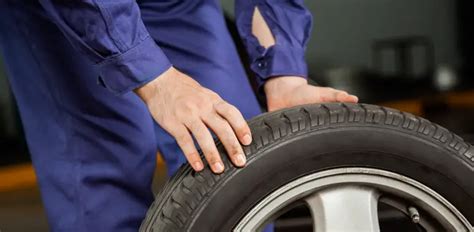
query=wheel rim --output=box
[234,167,473,232]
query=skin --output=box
[135,67,251,173]
[265,76,358,112]
[251,7,357,111]
[135,67,358,174]
[134,7,358,174]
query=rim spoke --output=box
[305,185,380,232]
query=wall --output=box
[0,57,17,137]
[221,0,459,73]
[0,0,461,121]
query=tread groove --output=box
[139,103,474,231]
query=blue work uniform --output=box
[0,0,312,231]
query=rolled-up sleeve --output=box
[235,0,313,87]
[39,0,172,94]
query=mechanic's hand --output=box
[264,76,359,112]
[135,67,252,174]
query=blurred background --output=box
[1,0,473,231]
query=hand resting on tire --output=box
[135,68,359,174]
[135,67,251,174]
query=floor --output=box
[0,164,168,232]
[0,165,422,232]
[0,187,49,231]
[0,184,420,232]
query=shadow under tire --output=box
[140,103,474,231]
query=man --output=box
[0,0,357,231]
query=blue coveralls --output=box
[0,0,312,231]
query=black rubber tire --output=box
[140,103,474,232]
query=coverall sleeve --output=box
[39,0,172,95]
[235,0,313,88]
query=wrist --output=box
[264,76,307,99]
[134,66,175,103]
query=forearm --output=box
[251,7,275,49]
[249,7,309,98]
[235,0,313,90]
[39,0,171,94]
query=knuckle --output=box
[229,142,242,155]
[174,130,191,142]
[176,134,191,144]
[228,103,239,112]
[216,121,235,137]
[207,91,221,100]
[183,101,198,111]
[224,103,238,113]
[200,139,215,151]
[235,126,248,136]
[224,127,236,138]
[213,124,226,134]
[194,100,206,109]
[199,101,215,112]
[185,151,201,160]
[174,132,185,141]
[213,100,228,110]
[214,117,228,127]
[161,118,178,128]
[179,104,198,118]
[188,121,204,133]
[221,132,236,145]
[201,88,220,99]
[202,110,218,120]
[206,154,221,164]
[230,107,244,119]
[233,119,247,129]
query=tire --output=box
[140,103,474,232]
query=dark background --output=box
[0,0,473,231]
[1,0,474,166]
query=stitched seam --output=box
[92,0,127,52]
[97,35,153,66]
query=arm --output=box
[39,1,252,173]
[235,0,312,86]
[235,0,358,111]
[39,0,171,94]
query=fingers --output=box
[203,114,246,168]
[319,87,359,103]
[185,120,224,174]
[346,94,359,103]
[144,71,250,174]
[214,101,252,145]
[169,125,204,172]
[335,91,358,103]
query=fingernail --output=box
[243,134,252,145]
[214,162,224,173]
[236,154,246,166]
[194,161,203,171]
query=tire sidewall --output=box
[188,126,474,231]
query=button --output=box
[257,61,267,68]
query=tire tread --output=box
[139,103,473,231]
